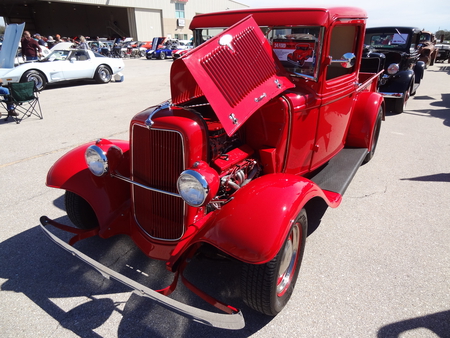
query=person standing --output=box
[21,31,41,61]
[77,35,90,50]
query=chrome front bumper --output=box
[39,216,245,330]
[379,92,404,99]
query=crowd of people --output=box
[19,31,94,61]
[0,31,93,119]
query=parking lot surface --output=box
[0,58,449,338]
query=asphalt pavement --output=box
[0,58,449,338]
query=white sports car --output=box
[0,43,125,91]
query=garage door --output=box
[135,8,162,41]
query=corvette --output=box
[0,42,124,91]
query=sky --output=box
[238,0,449,33]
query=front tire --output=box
[94,65,112,84]
[65,191,99,230]
[21,70,47,91]
[241,209,307,316]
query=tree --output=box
[435,30,450,42]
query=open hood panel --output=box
[0,23,25,69]
[170,15,294,136]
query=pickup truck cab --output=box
[41,7,384,329]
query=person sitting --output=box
[0,79,17,117]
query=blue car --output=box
[146,37,179,60]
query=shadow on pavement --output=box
[401,173,450,182]
[0,215,273,337]
[377,310,450,338]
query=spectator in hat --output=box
[47,36,55,49]
[34,33,47,47]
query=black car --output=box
[435,44,450,63]
[362,27,426,114]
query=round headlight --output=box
[85,145,108,176]
[387,63,399,75]
[177,170,209,207]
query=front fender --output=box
[47,139,130,228]
[380,70,414,94]
[191,174,341,265]
[414,61,425,83]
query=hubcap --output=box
[99,69,111,81]
[276,223,300,296]
[29,76,42,89]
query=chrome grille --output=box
[132,125,185,240]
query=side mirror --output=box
[330,53,356,68]
[70,57,76,63]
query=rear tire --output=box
[159,51,166,60]
[65,191,99,230]
[363,106,383,164]
[241,209,307,316]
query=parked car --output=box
[146,38,184,59]
[363,27,426,114]
[0,44,125,91]
[435,44,450,62]
[41,7,384,329]
[418,31,438,67]
[172,41,194,60]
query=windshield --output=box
[45,50,71,61]
[194,25,323,81]
[365,32,410,50]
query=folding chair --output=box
[3,82,43,124]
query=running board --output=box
[310,148,368,195]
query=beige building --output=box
[0,0,248,41]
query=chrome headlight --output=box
[177,170,209,207]
[177,161,220,207]
[85,145,108,176]
[387,63,399,75]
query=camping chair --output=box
[3,82,43,124]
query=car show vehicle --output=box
[0,43,125,91]
[40,7,384,329]
[418,31,437,67]
[435,44,450,62]
[363,27,425,114]
[172,41,194,60]
[146,38,189,60]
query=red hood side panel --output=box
[170,15,294,136]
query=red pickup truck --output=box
[41,7,384,329]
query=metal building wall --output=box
[52,0,248,39]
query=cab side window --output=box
[326,25,358,80]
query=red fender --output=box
[169,174,341,268]
[346,91,384,149]
[46,139,131,230]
